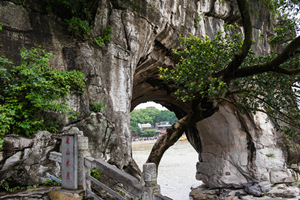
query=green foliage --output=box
[130,108,160,125]
[160,29,241,102]
[0,181,38,193]
[45,0,113,43]
[158,110,178,125]
[266,153,275,158]
[66,17,91,39]
[0,105,15,148]
[234,52,300,129]
[194,15,202,28]
[117,190,126,196]
[90,100,105,113]
[91,168,102,179]
[19,0,27,7]
[141,129,156,137]
[130,108,177,135]
[44,179,61,186]
[93,26,112,47]
[294,180,300,188]
[0,25,2,31]
[45,0,95,39]
[0,47,86,143]
[265,0,300,45]
[160,18,300,132]
[1,181,10,192]
[130,108,177,125]
[26,184,39,189]
[130,121,141,136]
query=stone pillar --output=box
[77,135,90,190]
[61,134,78,190]
[142,163,160,200]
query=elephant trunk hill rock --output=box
[0,0,299,193]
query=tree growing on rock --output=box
[147,0,300,170]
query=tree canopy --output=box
[147,0,300,169]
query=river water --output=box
[132,140,202,200]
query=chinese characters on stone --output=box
[65,136,71,180]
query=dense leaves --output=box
[269,0,300,45]
[90,100,105,113]
[93,26,112,47]
[45,0,95,38]
[130,121,141,136]
[159,28,241,102]
[0,47,86,148]
[235,54,300,131]
[66,17,91,39]
[160,5,300,132]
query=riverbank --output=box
[132,138,188,152]
[132,139,156,145]
[132,135,187,145]
[132,139,201,200]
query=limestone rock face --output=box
[63,113,114,160]
[189,183,300,199]
[0,0,298,189]
[0,131,60,186]
[0,1,32,31]
[194,103,297,188]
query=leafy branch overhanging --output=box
[147,0,300,170]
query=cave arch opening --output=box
[130,101,201,199]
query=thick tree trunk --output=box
[146,115,190,170]
[146,101,218,171]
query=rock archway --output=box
[0,0,299,192]
[129,0,297,186]
[131,41,295,188]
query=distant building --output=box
[138,123,152,131]
[156,121,171,131]
[146,106,156,109]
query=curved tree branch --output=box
[146,115,190,170]
[232,36,300,78]
[146,100,218,171]
[220,0,253,81]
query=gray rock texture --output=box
[194,103,298,187]
[189,183,300,199]
[0,0,299,190]
[0,131,60,186]
[244,182,271,197]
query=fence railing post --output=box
[77,135,90,191]
[61,134,78,190]
[142,163,160,200]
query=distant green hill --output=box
[130,108,177,136]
